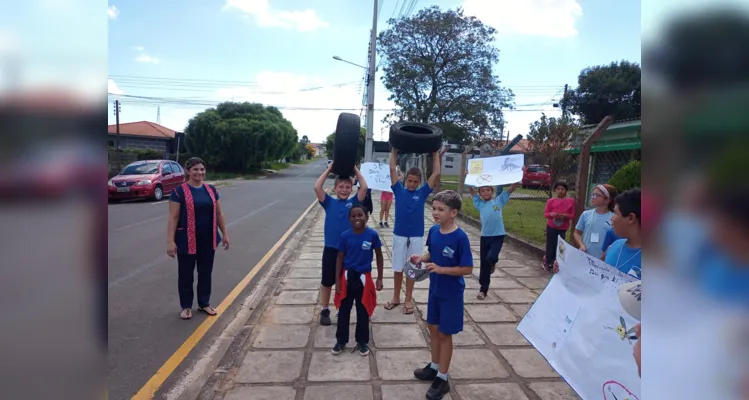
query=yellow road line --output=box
[132,199,318,399]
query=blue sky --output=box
[107,0,641,144]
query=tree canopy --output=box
[566,60,641,125]
[184,102,298,171]
[526,114,579,195]
[324,127,366,163]
[377,6,514,144]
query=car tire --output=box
[388,121,443,153]
[153,185,164,201]
[332,113,361,177]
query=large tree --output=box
[184,102,298,171]
[377,6,514,144]
[526,114,579,196]
[324,127,366,163]
[566,60,641,125]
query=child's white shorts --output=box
[391,235,424,272]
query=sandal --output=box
[180,308,192,319]
[477,292,487,300]
[402,304,415,314]
[199,306,218,316]
[383,301,400,310]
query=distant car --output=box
[108,159,185,202]
[522,164,552,189]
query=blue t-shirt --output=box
[575,209,614,259]
[601,227,621,253]
[338,227,382,273]
[392,181,432,237]
[169,184,220,234]
[426,225,474,299]
[604,239,642,279]
[472,191,511,237]
[319,193,360,249]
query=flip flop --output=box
[180,308,192,319]
[383,302,400,310]
[199,306,218,316]
[402,304,415,314]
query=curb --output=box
[426,198,545,259]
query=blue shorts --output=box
[426,292,464,335]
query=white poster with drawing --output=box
[463,154,524,187]
[360,162,393,192]
[517,239,640,400]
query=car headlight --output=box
[108,180,114,187]
[136,180,152,186]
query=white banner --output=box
[464,154,524,187]
[361,162,393,193]
[517,238,640,400]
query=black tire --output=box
[332,113,360,177]
[153,184,164,201]
[388,121,443,153]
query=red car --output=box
[521,164,552,189]
[108,159,185,202]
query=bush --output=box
[608,160,641,192]
[121,148,165,160]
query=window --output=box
[162,163,173,175]
[527,165,548,173]
[120,162,160,175]
[170,162,183,174]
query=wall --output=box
[108,135,168,152]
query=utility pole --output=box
[114,100,121,170]
[363,0,378,162]
[561,84,569,119]
[157,105,161,125]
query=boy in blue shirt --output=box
[385,146,441,315]
[332,205,384,356]
[469,174,521,299]
[600,226,622,260]
[409,190,473,400]
[605,189,642,278]
[314,162,369,326]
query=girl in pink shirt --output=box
[543,182,575,271]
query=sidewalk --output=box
[200,198,580,400]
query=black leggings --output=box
[336,270,370,345]
[545,226,567,266]
[479,235,505,293]
[177,238,216,309]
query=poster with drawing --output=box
[517,238,640,400]
[463,154,524,187]
[360,162,393,193]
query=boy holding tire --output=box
[314,162,369,326]
[385,146,442,314]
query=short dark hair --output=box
[553,181,569,191]
[615,188,641,225]
[349,204,368,216]
[433,190,462,211]
[406,167,422,180]
[334,175,353,186]
[185,157,205,170]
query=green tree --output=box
[324,127,366,163]
[377,6,514,144]
[566,60,641,125]
[184,102,298,171]
[300,135,310,144]
[526,114,579,197]
[608,160,641,192]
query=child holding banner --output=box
[573,184,618,259]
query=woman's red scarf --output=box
[181,183,218,255]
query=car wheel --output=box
[388,121,443,154]
[153,185,164,201]
[332,113,360,177]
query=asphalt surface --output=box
[107,159,327,400]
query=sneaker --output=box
[477,291,487,300]
[353,342,370,356]
[490,264,496,274]
[379,222,384,228]
[384,221,389,227]
[319,309,332,326]
[331,341,345,355]
[426,376,450,400]
[413,363,438,381]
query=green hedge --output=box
[608,160,641,192]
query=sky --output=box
[105,0,642,144]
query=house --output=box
[310,143,325,157]
[108,121,183,154]
[568,118,641,201]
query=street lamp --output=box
[332,56,368,70]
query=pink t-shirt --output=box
[544,197,576,230]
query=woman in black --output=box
[167,158,230,319]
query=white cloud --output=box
[108,5,119,20]
[215,71,393,143]
[463,0,582,38]
[224,0,330,31]
[133,46,144,52]
[108,79,124,95]
[136,54,160,64]
[0,30,20,53]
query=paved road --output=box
[108,159,327,400]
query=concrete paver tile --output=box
[375,349,432,381]
[502,267,547,278]
[478,323,530,346]
[292,259,321,268]
[235,351,304,383]
[471,268,506,278]
[455,383,529,400]
[510,304,531,317]
[224,386,296,400]
[528,382,581,400]
[464,304,517,322]
[449,349,509,379]
[307,351,371,381]
[493,288,538,304]
[372,324,427,348]
[411,289,429,304]
[463,290,500,304]
[279,278,320,291]
[313,324,360,348]
[288,268,322,278]
[253,325,310,349]
[485,277,524,289]
[516,277,551,290]
[303,385,374,400]
[371,305,419,323]
[275,290,319,305]
[381,383,453,399]
[449,324,486,346]
[261,305,315,324]
[299,252,324,260]
[500,348,559,378]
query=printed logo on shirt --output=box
[442,246,455,259]
[362,241,372,250]
[493,204,499,212]
[628,266,641,279]
[345,202,353,209]
[412,195,420,201]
